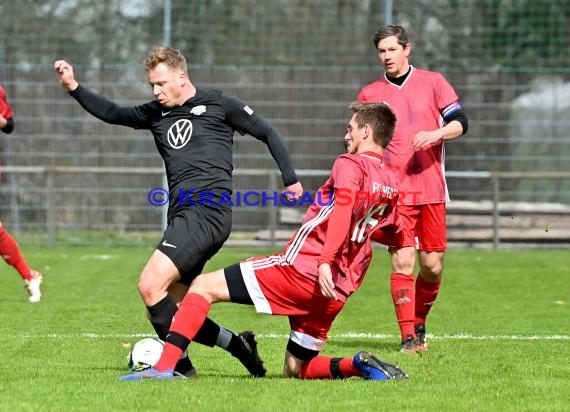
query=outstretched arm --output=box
[245,118,304,199]
[223,95,303,199]
[258,123,304,197]
[54,59,147,127]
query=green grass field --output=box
[1,246,569,411]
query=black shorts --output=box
[157,206,232,284]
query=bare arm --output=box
[412,119,464,149]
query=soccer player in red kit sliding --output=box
[0,84,43,303]
[358,25,468,352]
[120,101,408,381]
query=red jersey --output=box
[0,85,14,119]
[283,151,399,301]
[358,67,459,205]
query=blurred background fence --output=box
[0,0,569,247]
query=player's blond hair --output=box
[143,47,188,73]
[349,101,396,148]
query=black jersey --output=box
[70,86,298,216]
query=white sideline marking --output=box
[79,254,116,260]
[261,333,570,341]
[7,332,570,341]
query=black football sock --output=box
[147,295,178,340]
[196,323,246,358]
[194,321,247,359]
[192,317,220,347]
[147,295,222,348]
[147,295,196,373]
[173,354,194,374]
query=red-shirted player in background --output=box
[0,84,43,303]
[120,101,408,381]
[358,25,468,352]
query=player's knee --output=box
[137,282,154,304]
[282,364,300,378]
[137,277,164,304]
[186,274,213,303]
[420,262,443,281]
[420,253,444,279]
[284,341,317,379]
[188,273,207,293]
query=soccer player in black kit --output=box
[54,47,304,377]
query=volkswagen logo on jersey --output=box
[167,119,193,149]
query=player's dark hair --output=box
[144,47,187,73]
[372,24,409,49]
[349,101,396,148]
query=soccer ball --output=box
[127,337,164,371]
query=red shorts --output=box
[372,203,446,252]
[240,255,345,351]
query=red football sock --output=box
[391,272,415,339]
[415,274,441,325]
[154,293,211,372]
[154,342,184,372]
[0,227,33,281]
[337,358,360,378]
[299,356,359,379]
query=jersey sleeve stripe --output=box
[284,195,335,264]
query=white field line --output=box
[5,332,570,341]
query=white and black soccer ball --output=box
[127,337,164,372]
